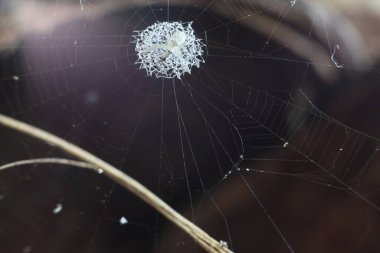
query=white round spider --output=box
[132,21,205,79]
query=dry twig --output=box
[0,113,232,253]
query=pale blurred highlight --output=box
[1,0,380,81]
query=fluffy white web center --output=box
[133,21,205,79]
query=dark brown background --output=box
[0,1,380,253]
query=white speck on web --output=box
[219,240,228,248]
[22,246,31,253]
[331,45,344,68]
[84,90,99,105]
[119,216,128,225]
[53,203,63,214]
[283,142,289,147]
[12,76,19,81]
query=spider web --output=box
[0,0,380,253]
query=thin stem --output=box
[0,113,232,253]
[0,158,98,172]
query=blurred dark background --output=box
[1,1,380,253]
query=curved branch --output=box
[0,114,232,253]
[0,158,98,172]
